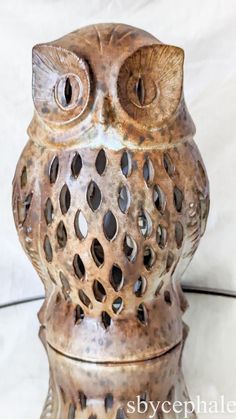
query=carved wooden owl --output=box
[12,23,209,363]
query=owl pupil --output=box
[136,76,145,106]
[64,77,72,105]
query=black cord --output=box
[0,285,235,310]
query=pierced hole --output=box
[118,184,130,213]
[155,280,164,296]
[49,156,59,184]
[156,224,167,249]
[153,185,166,213]
[56,221,67,248]
[79,289,93,309]
[137,303,148,326]
[60,184,71,215]
[65,77,72,105]
[43,235,53,262]
[136,76,145,106]
[103,211,117,241]
[163,153,175,177]
[95,149,107,175]
[123,234,137,262]
[44,198,54,225]
[87,181,102,211]
[166,251,174,272]
[138,208,152,238]
[140,391,149,402]
[73,254,85,279]
[133,276,147,297]
[143,158,154,186]
[174,186,184,212]
[93,280,107,302]
[175,222,184,248]
[197,160,207,188]
[91,239,104,267]
[78,391,87,410]
[143,246,156,270]
[110,265,124,291]
[88,416,97,419]
[68,404,76,419]
[121,151,132,177]
[74,210,88,240]
[101,311,111,329]
[71,153,82,178]
[112,297,123,314]
[18,192,33,224]
[105,393,114,412]
[20,166,27,188]
[75,304,85,324]
[59,272,71,300]
[164,290,172,305]
[116,407,126,419]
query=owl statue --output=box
[12,23,209,367]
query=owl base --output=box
[39,326,197,419]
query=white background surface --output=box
[1,0,236,304]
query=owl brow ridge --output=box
[93,25,103,54]
[108,24,121,45]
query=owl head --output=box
[30,23,195,147]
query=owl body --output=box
[13,23,209,363]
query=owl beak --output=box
[98,95,116,127]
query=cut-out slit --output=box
[110,265,124,291]
[65,77,72,105]
[103,211,117,241]
[93,280,106,302]
[73,254,85,279]
[75,304,85,324]
[56,221,67,248]
[166,252,174,272]
[175,222,184,248]
[79,391,87,410]
[118,184,130,213]
[49,156,59,184]
[116,407,126,419]
[74,210,88,240]
[78,289,93,309]
[174,186,183,212]
[20,166,27,188]
[164,290,172,305]
[133,276,147,297]
[156,224,167,249]
[43,235,53,262]
[143,158,154,186]
[60,184,71,215]
[155,280,164,296]
[91,239,104,267]
[18,192,33,224]
[123,234,137,262]
[95,149,107,175]
[68,404,76,419]
[153,185,166,213]
[44,198,54,225]
[143,246,156,270]
[197,160,207,188]
[136,76,145,106]
[101,311,111,329]
[112,297,123,314]
[71,153,82,178]
[59,272,71,300]
[138,208,152,237]
[87,181,101,211]
[137,303,148,326]
[121,151,132,177]
[104,393,114,412]
[163,153,175,177]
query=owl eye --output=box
[32,45,91,125]
[117,44,184,128]
[55,74,82,111]
[128,74,157,108]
